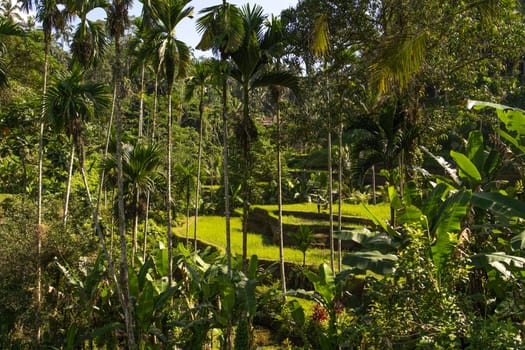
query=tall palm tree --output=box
[43,66,110,224]
[67,0,109,68]
[107,0,135,347]
[266,14,300,295]
[20,0,65,343]
[141,0,193,288]
[185,59,212,251]
[230,4,299,271]
[197,0,244,277]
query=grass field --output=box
[174,203,390,267]
[255,202,390,218]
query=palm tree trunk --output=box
[167,90,174,287]
[80,164,93,205]
[94,84,116,241]
[132,190,140,266]
[114,23,136,349]
[138,63,145,138]
[194,89,205,252]
[185,184,190,248]
[241,80,250,273]
[63,143,75,226]
[143,191,150,260]
[328,115,334,274]
[276,98,286,295]
[337,119,343,272]
[372,165,377,204]
[151,73,159,141]
[36,36,50,346]
[222,69,232,277]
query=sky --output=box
[86,0,299,58]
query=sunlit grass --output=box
[174,215,333,267]
[257,202,390,219]
[173,202,390,267]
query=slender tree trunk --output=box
[276,96,286,295]
[36,37,50,347]
[132,190,140,266]
[63,143,75,226]
[194,88,205,252]
[337,119,343,272]
[94,84,116,241]
[241,81,250,273]
[185,185,190,248]
[80,164,93,206]
[151,74,159,141]
[143,191,150,260]
[167,90,174,287]
[138,63,145,138]
[372,165,377,204]
[114,26,136,349]
[327,100,335,274]
[328,123,334,274]
[222,66,232,277]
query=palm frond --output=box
[370,31,427,94]
[311,14,329,57]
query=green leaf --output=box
[467,130,485,172]
[343,250,398,275]
[334,228,398,250]
[450,150,481,183]
[511,231,525,251]
[388,185,403,210]
[137,282,155,331]
[430,189,471,238]
[470,252,525,279]
[497,128,525,154]
[397,204,423,226]
[467,99,525,137]
[361,203,398,237]
[430,190,470,273]
[287,299,305,326]
[471,192,525,218]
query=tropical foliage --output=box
[1,0,525,348]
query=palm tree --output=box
[105,142,164,263]
[185,59,212,251]
[67,0,109,68]
[265,14,300,295]
[19,0,65,343]
[107,0,135,347]
[229,4,299,271]
[197,0,245,277]
[141,0,193,288]
[0,0,22,22]
[43,65,110,226]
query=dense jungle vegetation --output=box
[2,0,525,348]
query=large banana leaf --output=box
[467,99,525,136]
[450,150,481,184]
[343,250,397,275]
[470,252,525,280]
[467,130,485,172]
[430,189,471,273]
[334,228,398,250]
[511,231,525,251]
[471,192,525,218]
